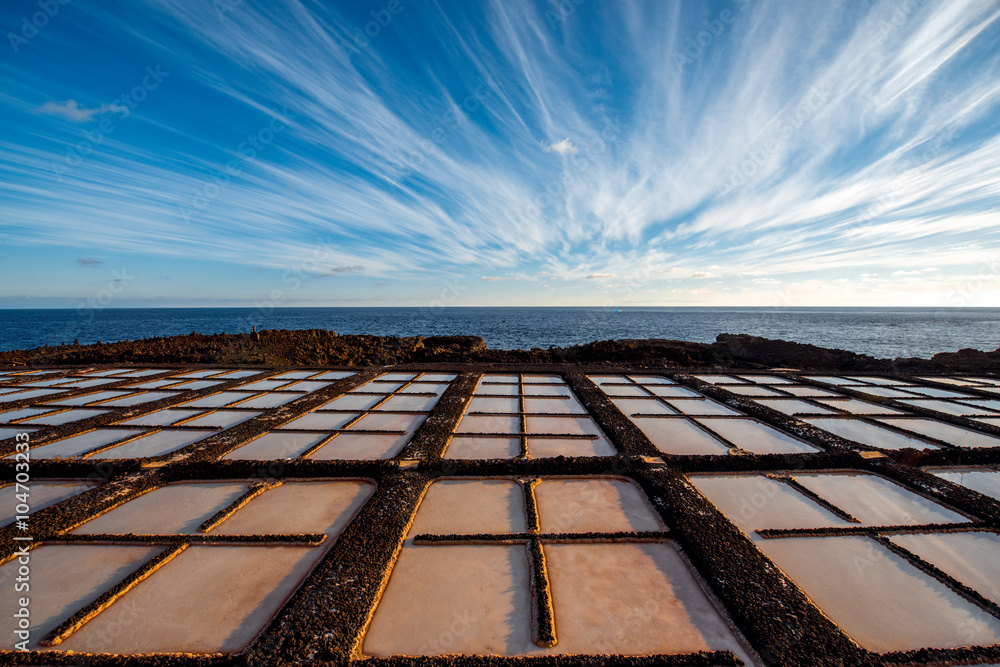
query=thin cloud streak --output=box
[0,0,998,304]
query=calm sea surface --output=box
[0,307,997,359]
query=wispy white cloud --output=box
[543,138,579,155]
[37,100,128,122]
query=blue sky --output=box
[1,0,999,308]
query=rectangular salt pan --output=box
[628,375,675,384]
[528,436,615,457]
[523,397,586,414]
[535,478,663,533]
[409,479,525,536]
[694,418,818,455]
[904,386,977,399]
[756,399,837,416]
[364,545,532,656]
[227,392,302,409]
[1,480,98,526]
[223,432,328,459]
[308,433,410,460]
[456,414,520,434]
[283,380,329,392]
[738,375,795,384]
[73,482,249,534]
[180,410,260,429]
[816,399,905,415]
[633,418,731,455]
[0,545,161,650]
[310,371,356,380]
[760,536,1000,652]
[445,436,521,459]
[853,386,921,399]
[524,416,602,436]
[95,391,179,407]
[238,379,293,391]
[279,411,357,430]
[0,407,53,422]
[899,400,997,417]
[692,375,745,383]
[117,409,202,426]
[0,388,64,402]
[791,472,966,525]
[542,543,756,661]
[845,376,908,386]
[663,399,742,416]
[778,386,843,398]
[875,418,1000,449]
[375,394,440,412]
[474,382,518,396]
[25,408,108,426]
[347,412,425,432]
[57,545,328,654]
[45,391,133,406]
[168,380,223,391]
[26,429,144,459]
[597,384,650,397]
[400,382,450,394]
[645,385,703,398]
[522,384,573,397]
[611,398,677,416]
[93,429,215,459]
[690,474,851,538]
[725,385,788,397]
[805,418,937,450]
[364,543,754,660]
[890,532,1000,606]
[930,468,1000,501]
[322,393,385,410]
[211,481,373,536]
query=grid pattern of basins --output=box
[691,471,1000,653]
[445,374,616,459]
[0,368,356,460]
[2,366,1000,666]
[363,476,755,661]
[591,374,821,455]
[693,373,1000,452]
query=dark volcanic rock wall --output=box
[1,329,998,372]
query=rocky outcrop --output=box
[0,329,997,372]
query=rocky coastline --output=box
[1,330,998,372]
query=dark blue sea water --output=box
[0,307,997,359]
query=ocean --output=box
[0,307,997,359]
